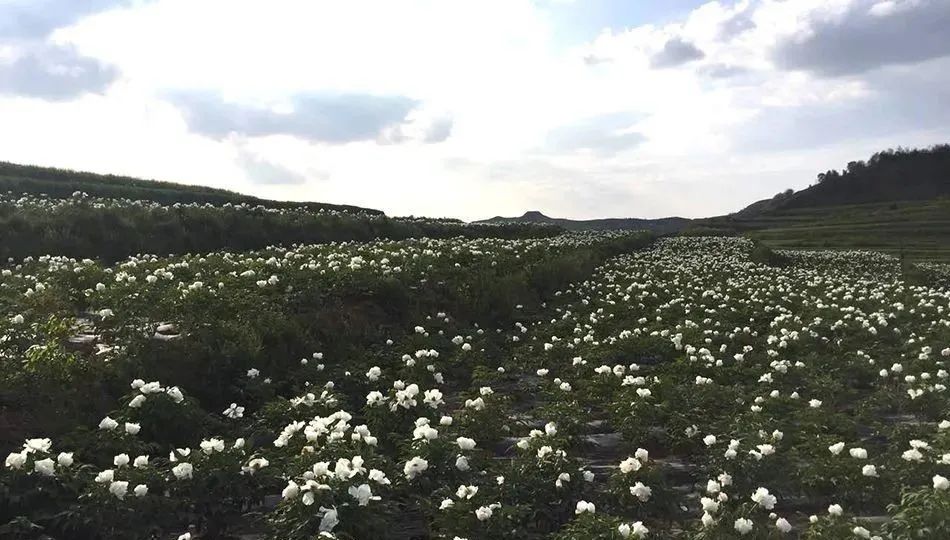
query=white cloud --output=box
[0,85,246,189]
[0,0,947,220]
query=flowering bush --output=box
[2,234,949,539]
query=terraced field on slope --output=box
[702,199,950,262]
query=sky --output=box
[0,0,949,220]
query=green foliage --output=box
[748,242,789,268]
[695,144,950,264]
[0,194,561,263]
[803,144,950,208]
[883,487,950,539]
[3,234,949,539]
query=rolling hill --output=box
[3,142,949,262]
[695,144,950,262]
[0,161,380,214]
[0,161,559,262]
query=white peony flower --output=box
[172,462,194,480]
[109,480,129,499]
[934,475,949,490]
[734,518,753,535]
[319,507,339,532]
[34,458,55,477]
[575,500,595,514]
[403,456,428,480]
[57,452,73,467]
[619,456,642,474]
[630,482,652,502]
[475,505,493,521]
[456,437,476,450]
[751,487,777,509]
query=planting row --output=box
[2,235,949,539]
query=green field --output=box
[698,199,950,263]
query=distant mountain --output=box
[475,210,690,233]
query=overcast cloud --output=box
[0,0,948,220]
[0,0,134,39]
[772,0,950,76]
[170,92,420,144]
[651,37,706,68]
[0,43,117,100]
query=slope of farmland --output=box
[697,199,950,262]
[0,192,561,262]
[0,161,378,214]
[3,235,950,539]
[691,145,950,262]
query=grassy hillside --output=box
[0,162,566,262]
[695,145,950,262]
[697,198,950,262]
[0,161,379,214]
[0,195,560,264]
